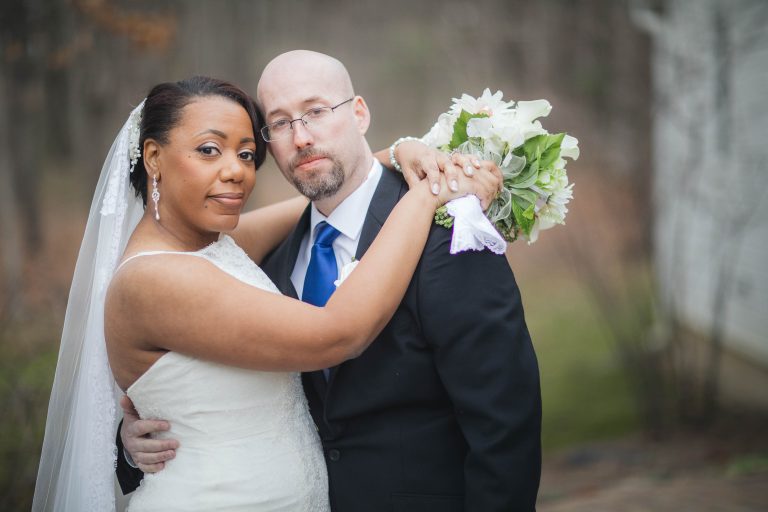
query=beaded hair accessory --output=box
[127,100,144,172]
[100,99,145,217]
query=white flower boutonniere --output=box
[334,260,359,287]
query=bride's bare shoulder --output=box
[105,252,228,346]
[109,251,215,298]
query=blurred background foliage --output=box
[1,0,766,510]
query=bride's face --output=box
[145,96,258,235]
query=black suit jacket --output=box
[262,169,541,512]
[116,169,541,511]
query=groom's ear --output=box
[143,139,161,176]
[352,96,370,136]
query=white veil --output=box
[33,101,146,511]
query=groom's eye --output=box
[271,119,291,132]
[304,107,328,120]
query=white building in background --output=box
[635,0,768,406]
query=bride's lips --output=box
[208,192,244,207]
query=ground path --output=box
[539,413,768,511]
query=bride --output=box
[32,76,500,511]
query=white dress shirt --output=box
[291,160,383,299]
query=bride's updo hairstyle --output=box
[130,76,267,205]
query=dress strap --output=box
[115,250,207,273]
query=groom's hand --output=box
[120,395,179,473]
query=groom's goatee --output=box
[289,148,345,201]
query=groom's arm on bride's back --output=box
[418,228,542,511]
[115,395,178,494]
[116,418,142,494]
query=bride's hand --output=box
[447,152,504,210]
[120,395,179,473]
[394,140,502,210]
[394,140,470,194]
[429,161,500,208]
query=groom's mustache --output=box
[289,148,335,172]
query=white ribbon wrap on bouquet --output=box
[444,195,507,255]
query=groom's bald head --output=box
[256,50,372,212]
[257,50,355,116]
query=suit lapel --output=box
[273,205,311,300]
[354,168,406,261]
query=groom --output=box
[118,50,542,511]
[258,51,542,512]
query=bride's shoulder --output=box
[107,236,266,315]
[108,251,218,303]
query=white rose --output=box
[515,99,552,124]
[466,116,494,139]
[422,112,456,148]
[560,134,580,160]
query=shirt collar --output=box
[309,159,383,242]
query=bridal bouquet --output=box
[422,89,579,252]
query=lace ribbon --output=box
[444,195,507,255]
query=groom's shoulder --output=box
[374,170,509,267]
[374,172,450,247]
[377,167,409,201]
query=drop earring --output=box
[151,175,160,221]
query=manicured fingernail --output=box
[431,183,440,195]
[464,165,474,176]
[472,159,481,168]
[450,180,458,192]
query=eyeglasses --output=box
[261,98,354,142]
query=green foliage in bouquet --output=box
[434,109,571,243]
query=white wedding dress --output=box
[122,235,329,512]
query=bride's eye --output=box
[196,144,220,156]
[239,150,255,162]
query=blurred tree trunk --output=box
[1,0,45,254]
[0,74,23,317]
[44,0,74,161]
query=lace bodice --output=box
[123,235,329,512]
[117,234,281,292]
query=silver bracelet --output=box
[388,136,423,172]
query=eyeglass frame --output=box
[260,97,355,142]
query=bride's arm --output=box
[231,196,308,264]
[233,142,481,264]
[106,176,480,384]
[374,140,480,197]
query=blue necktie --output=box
[302,222,341,381]
[302,221,342,307]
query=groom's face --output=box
[257,67,370,202]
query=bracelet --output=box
[388,136,422,173]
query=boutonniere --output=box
[334,259,359,287]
